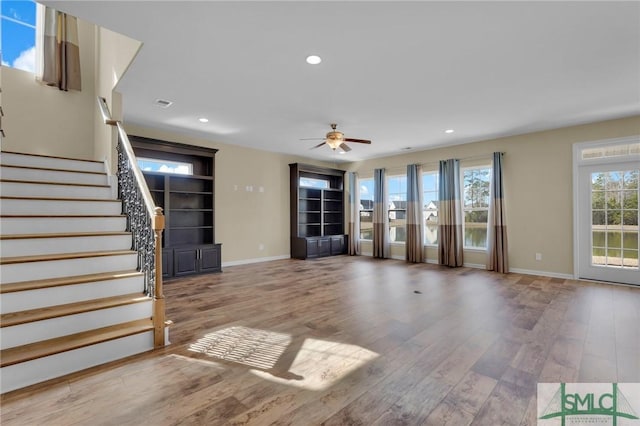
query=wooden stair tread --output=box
[0,196,118,202]
[0,179,110,188]
[0,250,136,265]
[1,293,151,328]
[0,270,143,294]
[0,150,104,164]
[0,231,130,240]
[0,319,153,367]
[0,164,107,176]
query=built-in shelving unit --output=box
[130,136,221,277]
[290,163,346,259]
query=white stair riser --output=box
[0,181,112,199]
[0,199,121,215]
[1,301,152,350]
[0,253,138,284]
[0,331,153,394]
[0,153,105,173]
[0,216,127,235]
[1,235,132,257]
[0,166,109,186]
[0,275,145,313]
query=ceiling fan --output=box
[302,123,372,152]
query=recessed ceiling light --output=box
[198,118,209,123]
[306,55,322,65]
[402,147,412,150]
[338,151,346,154]
[445,129,455,134]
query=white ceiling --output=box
[45,1,640,162]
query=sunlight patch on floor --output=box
[250,337,379,391]
[188,326,378,391]
[188,326,292,370]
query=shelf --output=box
[169,190,212,195]
[171,226,213,230]
[170,209,213,212]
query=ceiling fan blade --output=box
[344,138,372,144]
[311,141,327,149]
[339,143,352,152]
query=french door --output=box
[575,139,639,286]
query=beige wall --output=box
[346,115,640,276]
[2,19,96,159]
[93,27,142,170]
[124,124,331,264]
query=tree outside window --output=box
[463,167,491,248]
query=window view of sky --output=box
[1,0,36,72]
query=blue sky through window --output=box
[1,0,37,72]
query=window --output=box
[422,172,439,245]
[359,178,374,240]
[462,167,491,249]
[137,157,193,175]
[388,175,407,243]
[299,177,329,189]
[1,1,36,72]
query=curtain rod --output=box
[354,152,505,177]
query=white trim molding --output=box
[222,254,290,268]
[509,267,574,280]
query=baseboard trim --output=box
[222,254,290,268]
[508,268,574,280]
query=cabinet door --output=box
[174,248,198,276]
[162,249,173,278]
[318,238,331,257]
[200,246,221,273]
[330,236,345,255]
[306,239,319,258]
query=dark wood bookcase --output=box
[130,136,221,277]
[290,163,346,259]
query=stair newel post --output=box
[152,206,166,347]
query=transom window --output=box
[299,177,329,189]
[137,157,193,175]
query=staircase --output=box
[0,151,156,393]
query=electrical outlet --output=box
[258,243,264,251]
[535,253,542,261]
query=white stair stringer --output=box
[0,152,105,173]
[0,329,154,394]
[1,233,133,257]
[1,298,153,350]
[0,272,145,313]
[0,216,127,235]
[1,165,109,186]
[0,151,158,394]
[0,180,113,199]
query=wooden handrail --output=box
[97,96,166,348]
[97,97,157,219]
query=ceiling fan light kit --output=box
[305,123,372,152]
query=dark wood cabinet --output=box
[131,136,222,277]
[290,163,346,259]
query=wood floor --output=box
[1,256,639,425]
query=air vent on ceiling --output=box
[154,99,173,108]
